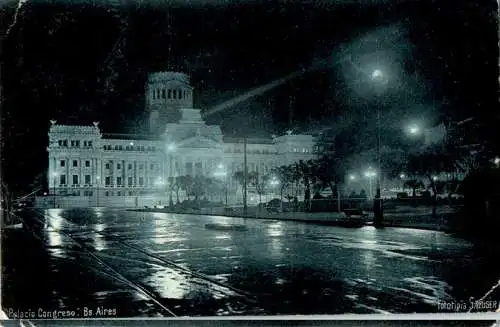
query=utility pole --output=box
[243,137,248,215]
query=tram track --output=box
[23,209,178,317]
[26,208,263,312]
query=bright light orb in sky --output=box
[371,69,384,81]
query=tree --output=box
[232,171,246,202]
[404,178,424,197]
[177,175,194,201]
[248,171,270,207]
[298,160,315,210]
[191,176,209,202]
[272,165,294,212]
[406,144,465,216]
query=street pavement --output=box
[2,208,500,317]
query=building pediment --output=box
[177,136,222,149]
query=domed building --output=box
[44,70,317,208]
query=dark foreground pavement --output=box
[2,208,500,317]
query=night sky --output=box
[1,0,498,194]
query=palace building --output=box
[45,70,316,207]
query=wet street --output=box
[2,208,500,317]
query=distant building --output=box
[45,71,316,207]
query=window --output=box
[85,160,90,167]
[152,146,156,151]
[73,160,78,167]
[195,162,202,176]
[139,164,144,169]
[140,146,144,151]
[173,89,177,99]
[58,140,62,146]
[129,191,133,196]
[185,162,193,176]
[184,90,187,98]
[60,175,66,185]
[128,163,132,170]
[149,163,154,170]
[88,141,92,147]
[139,177,144,186]
[117,163,121,169]
[105,191,109,197]
[152,90,156,100]
[117,191,121,196]
[105,176,111,186]
[168,89,172,99]
[60,160,65,167]
[128,177,133,186]
[177,89,181,99]
[85,175,91,185]
[71,140,75,147]
[63,140,68,147]
[162,89,166,99]
[72,175,79,185]
[115,145,119,150]
[116,177,122,186]
[105,163,110,169]
[75,140,80,147]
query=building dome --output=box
[146,70,195,134]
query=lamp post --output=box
[96,175,100,207]
[214,164,228,206]
[370,69,388,226]
[167,143,176,207]
[399,173,406,193]
[52,172,58,208]
[364,169,376,199]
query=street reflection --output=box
[145,268,190,300]
[46,209,64,256]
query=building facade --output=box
[45,71,316,207]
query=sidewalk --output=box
[131,206,459,231]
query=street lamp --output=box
[407,124,421,136]
[364,168,376,199]
[494,157,500,167]
[52,172,58,208]
[349,174,357,181]
[96,175,100,207]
